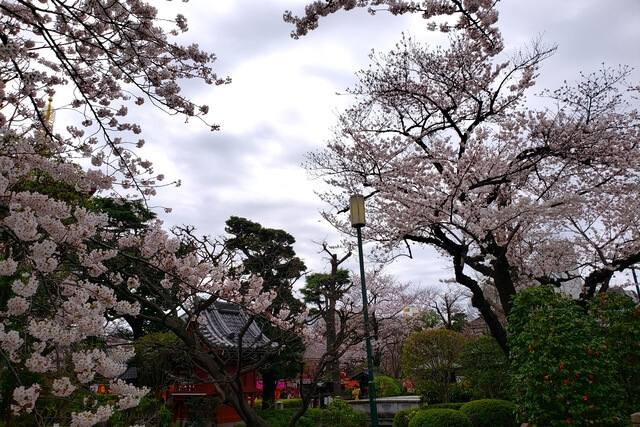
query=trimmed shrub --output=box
[277,397,302,408]
[425,402,465,410]
[393,406,421,427]
[459,399,516,427]
[375,375,402,397]
[408,409,472,427]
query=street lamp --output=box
[349,194,379,427]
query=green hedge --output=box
[408,409,472,427]
[459,399,516,427]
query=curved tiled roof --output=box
[197,301,273,351]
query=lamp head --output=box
[349,194,365,227]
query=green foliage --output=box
[408,408,472,427]
[224,216,307,409]
[90,197,156,230]
[508,286,626,426]
[277,397,303,408]
[459,336,511,399]
[256,407,316,427]
[418,380,444,404]
[459,399,516,427]
[314,398,367,427]
[393,406,421,427]
[134,331,194,394]
[449,380,473,403]
[183,396,220,426]
[374,375,402,397]
[588,292,640,413]
[402,329,466,403]
[449,312,467,333]
[415,310,441,331]
[301,269,351,316]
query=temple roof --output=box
[197,301,273,351]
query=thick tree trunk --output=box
[260,371,277,410]
[220,382,272,427]
[326,300,342,396]
[453,254,510,355]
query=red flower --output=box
[567,419,572,424]
[583,395,588,401]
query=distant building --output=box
[169,301,271,427]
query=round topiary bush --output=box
[374,375,402,397]
[408,409,472,427]
[459,399,516,427]
[426,402,464,410]
[393,406,420,427]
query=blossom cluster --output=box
[0,1,301,425]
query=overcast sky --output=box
[138,0,640,291]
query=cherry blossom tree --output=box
[357,269,427,377]
[0,2,292,426]
[300,6,640,353]
[284,0,503,55]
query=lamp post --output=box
[349,194,379,427]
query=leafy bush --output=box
[315,398,367,427]
[459,399,516,427]
[277,397,303,408]
[459,336,511,399]
[508,286,627,426]
[393,406,421,427]
[402,330,465,403]
[449,380,473,403]
[375,375,402,397]
[589,292,640,414]
[417,380,443,404]
[408,409,472,427]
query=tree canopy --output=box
[304,30,640,353]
